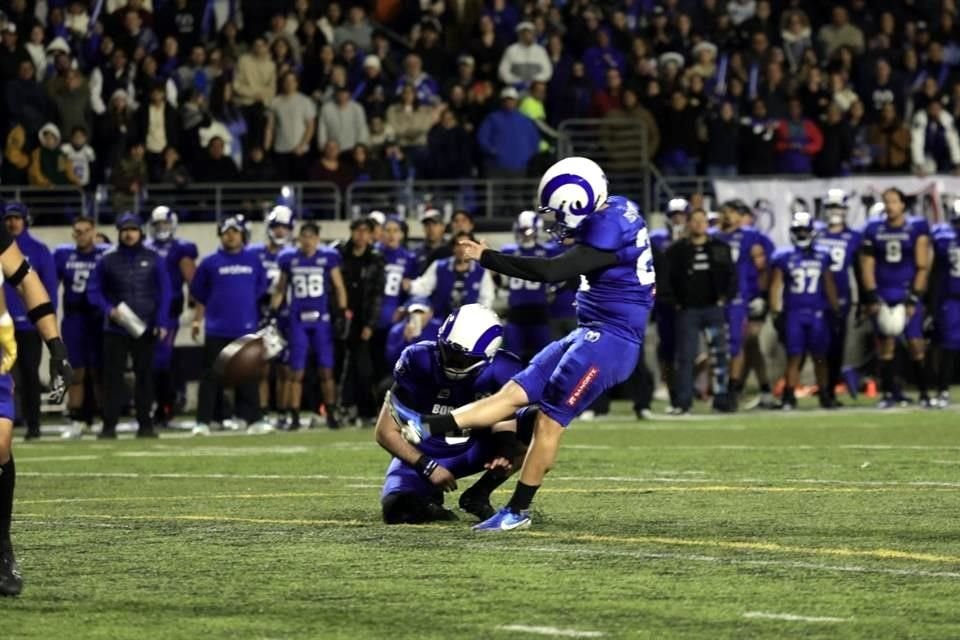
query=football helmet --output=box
[513,210,543,248]
[868,201,886,220]
[537,156,608,236]
[822,188,848,226]
[266,205,295,246]
[877,303,907,337]
[789,210,815,249]
[437,304,503,380]
[951,199,960,226]
[149,206,177,241]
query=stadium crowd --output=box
[4,0,960,202]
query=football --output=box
[213,334,266,386]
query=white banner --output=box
[712,175,960,248]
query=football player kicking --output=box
[391,157,655,531]
[377,304,531,524]
[860,188,934,408]
[769,212,840,410]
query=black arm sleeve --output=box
[479,244,618,283]
[0,227,13,254]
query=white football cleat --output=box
[191,423,211,437]
[245,421,275,435]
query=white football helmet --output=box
[789,210,815,249]
[666,197,690,237]
[537,156,608,235]
[868,201,886,221]
[266,205,295,245]
[514,210,543,248]
[437,304,503,380]
[149,206,177,241]
[876,303,907,337]
[951,199,960,225]
[823,188,848,226]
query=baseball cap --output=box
[367,210,387,226]
[457,54,475,66]
[500,86,519,100]
[420,208,443,223]
[515,21,535,33]
[116,212,143,230]
[3,202,29,220]
[363,54,381,70]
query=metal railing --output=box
[344,179,540,220]
[0,186,90,223]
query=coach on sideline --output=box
[664,208,737,414]
[87,213,172,439]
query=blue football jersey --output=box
[393,341,524,457]
[862,216,930,302]
[53,243,107,311]
[146,238,198,299]
[933,223,960,297]
[573,195,655,342]
[814,226,863,306]
[773,247,832,311]
[279,247,341,320]
[546,241,576,318]
[716,225,767,302]
[500,243,558,307]
[379,245,414,328]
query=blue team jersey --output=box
[716,225,767,302]
[773,247,832,311]
[573,195,655,342]
[279,247,341,320]
[862,216,930,302]
[933,223,960,297]
[53,243,108,312]
[393,341,524,457]
[546,241,576,318]
[379,245,414,328]
[814,226,862,305]
[145,238,198,299]
[500,243,558,307]
[248,242,286,295]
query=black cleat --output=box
[423,501,459,522]
[459,490,495,521]
[136,429,159,439]
[23,431,40,441]
[0,547,23,597]
[326,414,340,430]
[97,430,117,440]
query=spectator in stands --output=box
[353,55,391,120]
[138,84,181,180]
[309,140,355,192]
[499,21,552,90]
[583,28,625,90]
[781,9,812,73]
[94,90,136,182]
[265,12,301,65]
[703,101,740,177]
[814,103,852,176]
[550,60,592,124]
[52,69,93,140]
[90,48,136,116]
[241,146,277,182]
[271,37,298,81]
[159,145,190,187]
[658,89,700,176]
[370,141,413,183]
[209,77,247,170]
[774,97,823,174]
[61,127,96,187]
[175,45,209,97]
[847,100,872,172]
[267,72,316,180]
[414,18,447,81]
[868,102,910,173]
[0,22,28,81]
[519,81,552,151]
[818,5,865,59]
[217,20,247,62]
[798,66,830,121]
[604,87,659,171]
[738,98,776,175]
[28,122,80,187]
[863,58,906,122]
[318,85,370,153]
[425,108,474,179]
[195,137,239,182]
[233,38,276,149]
[395,53,440,105]
[7,60,51,135]
[911,96,960,175]
[111,141,147,212]
[335,5,373,51]
[476,87,540,178]
[590,67,625,117]
[470,14,504,82]
[24,25,45,81]
[386,84,437,169]
[3,123,30,185]
[367,115,395,153]
[116,9,158,58]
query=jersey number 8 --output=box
[884,240,902,263]
[292,273,325,298]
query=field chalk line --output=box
[495,624,604,638]
[742,611,851,623]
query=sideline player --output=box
[272,222,348,429]
[861,188,933,407]
[377,304,531,523]
[814,190,862,402]
[145,206,198,426]
[769,212,840,409]
[0,206,73,595]
[931,202,960,406]
[392,157,655,531]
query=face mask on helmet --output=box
[149,207,177,241]
[267,224,292,246]
[791,227,813,248]
[151,221,174,241]
[824,206,846,226]
[537,157,608,237]
[438,339,489,379]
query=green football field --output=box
[4,403,960,640]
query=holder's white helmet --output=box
[514,210,543,248]
[437,304,503,380]
[266,205,295,245]
[149,206,177,241]
[876,303,907,337]
[537,156,608,235]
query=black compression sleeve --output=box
[0,227,12,255]
[479,244,618,283]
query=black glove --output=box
[46,338,72,404]
[258,307,278,330]
[772,311,786,344]
[334,309,352,340]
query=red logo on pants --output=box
[566,366,599,407]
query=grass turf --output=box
[4,403,960,639]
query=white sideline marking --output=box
[114,446,310,458]
[495,624,604,638]
[742,612,850,623]
[16,455,100,462]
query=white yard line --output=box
[742,612,851,623]
[495,624,604,638]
